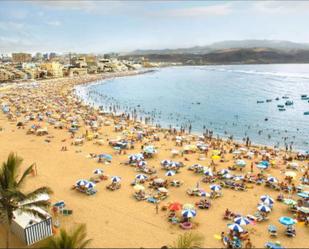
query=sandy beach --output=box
[0,71,308,248]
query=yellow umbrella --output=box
[183,203,195,210]
[212,155,221,160]
[212,150,221,155]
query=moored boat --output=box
[285,100,293,106]
[257,100,264,104]
[304,111,309,115]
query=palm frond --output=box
[17,163,34,187]
[171,232,204,249]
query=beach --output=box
[0,71,308,248]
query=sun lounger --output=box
[268,225,277,236]
[61,209,73,216]
[147,197,159,203]
[265,242,284,249]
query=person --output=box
[155,203,159,214]
[245,238,253,248]
[250,162,254,172]
[221,232,225,243]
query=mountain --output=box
[127,40,309,55]
[120,47,309,65]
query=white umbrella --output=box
[111,176,121,183]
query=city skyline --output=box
[1,1,309,53]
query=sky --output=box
[1,0,309,54]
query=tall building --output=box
[12,53,32,63]
[40,61,63,78]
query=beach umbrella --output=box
[234,216,251,226]
[169,202,182,211]
[223,174,233,179]
[161,159,171,166]
[257,163,268,170]
[257,204,271,213]
[212,155,221,160]
[93,168,104,175]
[260,161,269,166]
[267,176,278,183]
[219,169,229,175]
[200,191,211,197]
[75,179,88,187]
[228,223,244,233]
[297,206,309,214]
[279,217,297,226]
[285,171,297,178]
[137,160,147,167]
[233,150,242,155]
[135,174,148,181]
[129,154,144,161]
[154,178,165,184]
[235,160,246,167]
[85,181,96,189]
[288,162,298,168]
[182,209,197,218]
[210,185,222,192]
[260,195,274,206]
[165,170,176,177]
[246,151,254,157]
[183,203,195,210]
[233,175,245,181]
[212,150,221,155]
[204,169,213,176]
[111,176,121,183]
[133,184,145,191]
[297,191,309,199]
[144,145,157,154]
[158,187,168,193]
[283,199,297,206]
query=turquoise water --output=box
[76,65,309,151]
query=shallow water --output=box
[76,64,309,151]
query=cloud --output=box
[46,20,62,27]
[164,3,232,17]
[253,1,309,14]
[0,21,25,31]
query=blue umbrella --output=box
[267,177,278,183]
[228,223,244,233]
[182,209,197,218]
[279,217,296,226]
[129,154,144,161]
[219,169,229,175]
[261,195,274,205]
[210,185,222,192]
[165,170,176,177]
[137,161,147,167]
[75,179,88,187]
[161,159,171,166]
[261,161,269,166]
[135,174,148,180]
[234,216,250,226]
[258,204,271,213]
[85,181,96,189]
[93,168,104,175]
[204,169,213,176]
[111,176,121,183]
[257,163,268,169]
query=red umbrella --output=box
[168,202,182,211]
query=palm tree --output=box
[40,224,92,249]
[170,232,204,249]
[0,153,53,248]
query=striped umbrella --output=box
[93,168,104,175]
[204,169,213,176]
[267,177,278,183]
[200,191,211,197]
[228,223,244,233]
[111,176,121,183]
[234,216,251,226]
[258,204,271,213]
[219,169,229,175]
[137,161,147,167]
[260,195,274,206]
[210,185,222,192]
[182,209,197,218]
[165,170,176,177]
[161,159,171,166]
[223,174,233,179]
[85,181,96,189]
[75,179,88,187]
[135,174,148,181]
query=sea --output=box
[75,64,309,152]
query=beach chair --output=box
[147,197,159,203]
[268,225,278,236]
[62,209,73,216]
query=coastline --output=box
[0,69,308,248]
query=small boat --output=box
[301,96,309,100]
[282,96,289,99]
[279,108,286,111]
[304,111,309,115]
[277,105,284,108]
[285,100,293,106]
[257,100,264,104]
[275,97,280,101]
[301,94,307,98]
[266,99,272,102]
